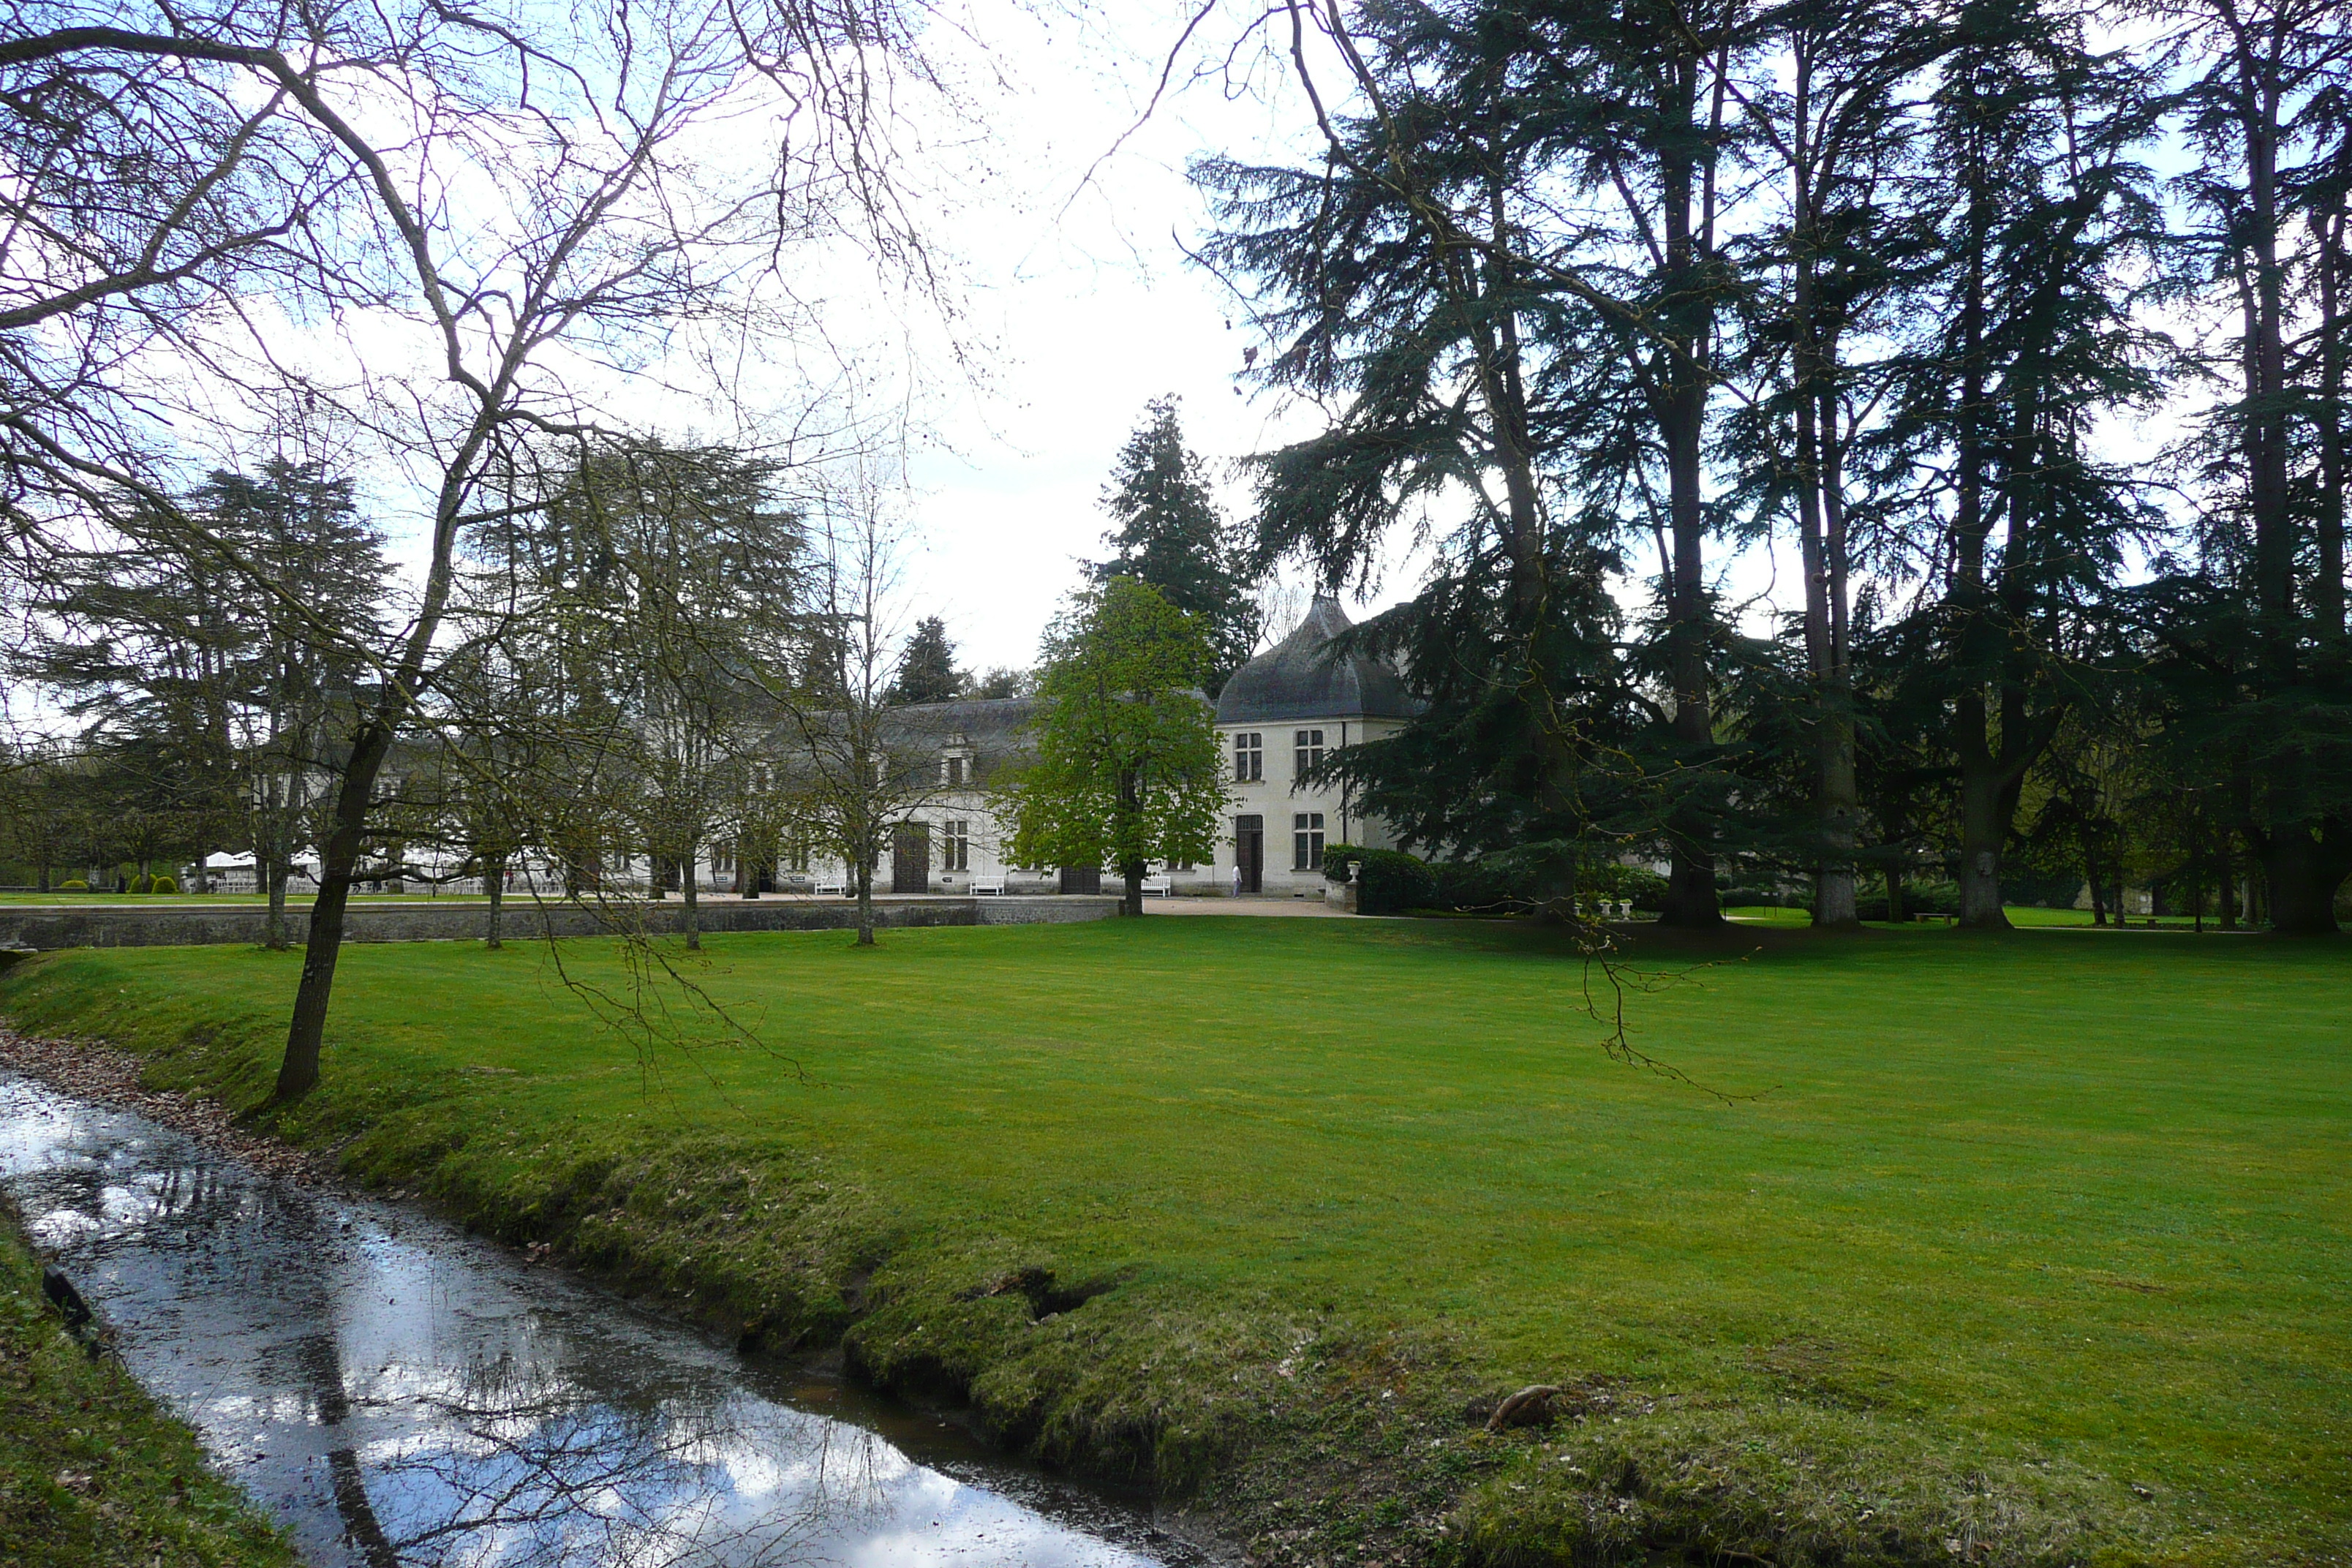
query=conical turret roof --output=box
[1213,595,1418,725]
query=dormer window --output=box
[1234,732,1262,782]
[943,753,969,786]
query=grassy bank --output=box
[1,919,2344,1567]
[0,1202,297,1567]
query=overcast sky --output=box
[875,1,1393,674]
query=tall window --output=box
[943,754,967,787]
[1293,812,1324,870]
[943,820,970,872]
[1234,731,1263,782]
[785,834,810,873]
[1294,728,1324,778]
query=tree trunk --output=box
[681,852,700,950]
[1885,866,1906,924]
[1956,748,2011,929]
[273,727,392,1101]
[853,859,875,946]
[265,859,290,951]
[36,859,49,894]
[1121,859,1146,917]
[484,854,504,949]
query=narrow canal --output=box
[0,1071,1201,1567]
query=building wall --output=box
[853,712,1409,897]
[1210,715,1407,897]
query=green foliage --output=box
[1006,579,1226,891]
[1324,844,1664,916]
[148,875,178,894]
[58,878,88,890]
[1090,397,1260,696]
[126,874,151,893]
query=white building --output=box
[859,595,1419,898]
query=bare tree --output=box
[4,0,969,1098]
[775,464,952,945]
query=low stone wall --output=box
[0,895,1118,951]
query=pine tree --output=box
[886,617,965,704]
[1091,397,1259,696]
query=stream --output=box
[0,1071,1203,1568]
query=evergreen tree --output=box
[1091,397,1260,695]
[886,617,966,704]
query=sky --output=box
[867,1,1399,674]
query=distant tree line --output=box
[1199,0,2352,932]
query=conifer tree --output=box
[1091,397,1260,696]
[886,617,966,704]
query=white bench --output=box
[1142,873,1174,897]
[971,876,1006,895]
[813,880,847,896]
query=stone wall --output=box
[0,895,1117,951]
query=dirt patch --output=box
[0,1028,340,1189]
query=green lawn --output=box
[2,919,2344,1566]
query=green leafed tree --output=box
[1007,578,1226,915]
[886,616,966,704]
[1091,397,1261,695]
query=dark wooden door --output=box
[1058,864,1101,894]
[892,823,930,893]
[1235,815,1263,894]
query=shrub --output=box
[126,874,151,893]
[149,875,178,894]
[58,878,87,890]
[1330,843,1667,917]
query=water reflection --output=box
[0,1074,1185,1568]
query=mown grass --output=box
[0,1200,298,1567]
[1,919,2344,1567]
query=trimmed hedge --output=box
[149,875,178,894]
[1322,845,1663,918]
[57,879,87,890]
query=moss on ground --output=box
[1,920,2344,1567]
[0,1200,296,1568]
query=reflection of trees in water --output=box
[295,1332,400,1568]
[360,1384,898,1567]
[7,1107,925,1568]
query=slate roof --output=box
[882,696,1038,783]
[1214,595,1419,725]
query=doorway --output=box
[891,823,930,893]
[1235,815,1263,894]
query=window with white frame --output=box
[943,820,970,872]
[942,753,968,787]
[1293,812,1324,870]
[1234,731,1262,782]
[1294,728,1324,779]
